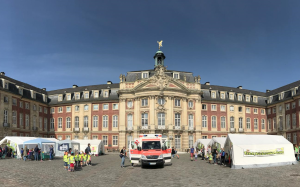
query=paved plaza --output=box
[1,153,300,187]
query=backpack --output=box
[85,147,89,154]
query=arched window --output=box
[175,113,180,126]
[75,116,79,128]
[239,117,243,128]
[66,117,71,128]
[188,114,193,127]
[211,116,216,128]
[93,116,98,128]
[84,116,88,127]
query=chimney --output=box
[0,72,5,76]
[205,82,210,85]
[73,85,78,88]
[107,81,112,84]
[237,86,243,89]
[42,88,46,91]
[266,89,270,93]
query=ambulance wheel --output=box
[131,163,134,166]
[141,164,145,168]
[160,164,164,168]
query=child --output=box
[83,153,87,166]
[21,148,24,160]
[69,152,75,172]
[63,151,68,170]
[194,152,198,161]
[80,151,84,168]
[67,153,71,171]
[75,152,79,168]
[208,153,213,164]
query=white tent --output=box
[209,137,226,151]
[75,140,105,155]
[56,140,81,156]
[23,138,56,153]
[0,136,36,158]
[224,134,297,169]
[194,139,211,155]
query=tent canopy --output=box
[224,134,297,169]
[209,137,226,149]
[23,138,56,145]
[56,140,81,156]
[57,140,80,144]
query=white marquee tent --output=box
[209,137,226,150]
[224,134,297,169]
[56,140,81,156]
[194,139,211,155]
[75,140,105,155]
[0,136,36,158]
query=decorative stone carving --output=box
[119,74,123,82]
[194,76,197,83]
[184,75,186,82]
[197,75,201,83]
[148,65,171,90]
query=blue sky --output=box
[0,0,299,92]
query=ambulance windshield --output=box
[142,141,161,150]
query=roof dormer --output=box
[31,90,36,99]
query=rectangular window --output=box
[211,116,216,128]
[12,111,16,125]
[253,96,257,103]
[84,105,89,111]
[103,136,108,145]
[211,92,216,98]
[25,103,29,109]
[175,99,180,107]
[113,115,118,127]
[39,117,42,129]
[103,116,108,128]
[279,105,282,112]
[44,108,47,114]
[20,113,23,127]
[58,95,62,101]
[267,108,271,115]
[75,93,80,100]
[246,108,250,113]
[4,96,8,103]
[113,136,118,146]
[103,104,108,110]
[158,113,165,126]
[85,92,89,99]
[273,118,277,130]
[127,114,133,128]
[113,104,118,110]
[94,91,98,98]
[229,94,234,100]
[261,119,265,129]
[188,101,193,108]
[75,117,79,128]
[239,118,243,128]
[44,118,47,131]
[58,118,62,128]
[58,107,63,113]
[246,118,250,129]
[292,102,296,109]
[286,114,291,129]
[286,104,290,110]
[104,91,108,97]
[189,135,193,148]
[92,136,98,140]
[293,133,297,144]
[272,108,276,114]
[93,104,99,110]
[83,135,88,140]
[142,72,148,78]
[141,99,148,106]
[254,119,258,129]
[67,94,71,100]
[246,95,250,102]
[74,136,79,140]
[20,101,23,108]
[39,106,42,113]
[230,117,234,128]
[261,109,265,115]
[84,116,88,128]
[33,104,36,111]
[175,135,181,149]
[25,114,29,127]
[292,113,296,128]
[66,135,71,140]
[66,117,71,128]
[268,119,271,130]
[19,88,23,95]
[221,116,226,128]
[238,95,242,101]
[254,108,258,114]
[220,93,225,99]
[12,98,17,106]
[211,104,217,111]
[202,104,207,110]
[51,108,55,113]
[141,113,148,126]
[66,106,71,112]
[188,114,194,127]
[50,118,54,129]
[93,116,98,128]
[202,136,207,139]
[287,134,291,142]
[175,113,181,127]
[221,105,226,111]
[238,107,242,112]
[173,73,179,79]
[57,136,62,140]
[202,116,207,127]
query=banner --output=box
[243,148,284,157]
[58,143,69,151]
[91,146,97,153]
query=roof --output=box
[23,138,56,144]
[57,140,80,144]
[266,80,300,96]
[196,139,212,146]
[209,137,226,148]
[226,134,292,146]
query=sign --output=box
[91,146,97,153]
[58,143,69,151]
[243,148,284,157]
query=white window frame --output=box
[253,96,257,103]
[67,94,71,101]
[286,114,291,129]
[92,136,98,140]
[12,111,17,125]
[239,117,243,128]
[246,118,251,129]
[292,102,296,109]
[84,92,89,99]
[141,113,148,126]
[75,93,80,100]
[20,113,23,127]
[75,105,79,111]
[246,95,250,102]
[254,108,258,114]
[188,114,193,127]
[211,116,217,128]
[84,105,89,111]
[93,104,99,111]
[238,94,242,101]
[292,113,296,128]
[93,116,98,128]
[58,107,63,113]
[211,104,217,111]
[58,95,62,102]
[66,117,71,128]
[229,93,234,100]
[113,136,118,146]
[104,91,109,98]
[220,92,225,99]
[230,105,234,111]
[142,72,149,79]
[127,100,133,108]
[175,99,180,107]
[221,105,226,111]
[50,118,54,129]
[261,119,265,129]
[141,99,148,107]
[102,115,108,128]
[221,116,226,128]
[103,104,108,110]
[211,91,216,98]
[39,117,42,129]
[230,117,234,128]
[58,118,62,128]
[127,114,133,128]
[66,106,71,112]
[75,116,79,128]
[175,113,181,127]
[113,115,118,127]
[188,101,193,108]
[25,114,29,127]
[84,116,88,128]
[261,109,265,115]
[94,91,98,98]
[173,73,180,79]
[103,136,108,145]
[254,118,258,129]
[202,104,207,110]
[202,115,207,128]
[246,107,250,113]
[158,113,165,126]
[113,104,118,110]
[286,103,290,110]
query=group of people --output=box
[63,143,92,172]
[20,145,54,161]
[189,145,229,166]
[0,145,13,158]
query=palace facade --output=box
[0,50,300,151]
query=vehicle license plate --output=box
[149,163,156,165]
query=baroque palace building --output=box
[0,50,300,151]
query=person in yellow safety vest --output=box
[79,151,84,168]
[69,152,75,172]
[87,153,91,166]
[63,151,68,170]
[75,152,79,167]
[67,153,71,171]
[83,153,87,166]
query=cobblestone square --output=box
[1,153,300,187]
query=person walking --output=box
[85,144,91,154]
[23,146,28,161]
[171,147,176,158]
[49,145,54,161]
[221,148,226,165]
[201,146,205,160]
[213,149,217,165]
[190,146,195,161]
[120,147,126,168]
[34,145,39,161]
